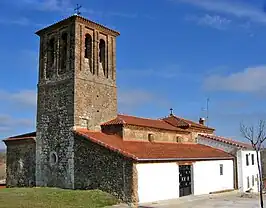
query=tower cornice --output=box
[35,15,120,37]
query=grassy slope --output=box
[0,188,119,208]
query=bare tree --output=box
[240,120,266,208]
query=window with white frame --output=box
[252,175,255,187]
[247,176,250,189]
[220,164,223,175]
[246,154,249,166]
[251,154,255,165]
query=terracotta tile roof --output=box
[74,129,234,161]
[3,132,36,142]
[163,115,215,131]
[198,134,252,149]
[101,114,190,133]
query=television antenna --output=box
[201,98,210,127]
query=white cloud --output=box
[0,115,35,133]
[175,0,266,24]
[0,90,37,108]
[203,65,266,93]
[118,90,155,107]
[118,89,171,113]
[186,14,232,30]
[120,65,181,79]
[0,17,45,27]
[0,17,31,26]
[20,0,72,12]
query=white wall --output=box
[237,150,260,192]
[193,160,234,195]
[136,163,179,203]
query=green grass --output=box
[0,188,119,208]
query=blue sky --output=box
[1,0,266,148]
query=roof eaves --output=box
[3,137,36,142]
[199,134,250,149]
[74,130,138,160]
[137,156,234,162]
[36,15,120,37]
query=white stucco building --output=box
[136,159,234,203]
[198,134,260,193]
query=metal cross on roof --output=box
[74,4,82,16]
[170,108,174,116]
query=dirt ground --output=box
[109,191,265,208]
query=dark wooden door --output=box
[179,165,192,197]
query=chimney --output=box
[199,117,205,125]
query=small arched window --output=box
[47,37,56,78]
[48,38,55,66]
[49,151,58,166]
[99,39,106,76]
[59,32,68,74]
[148,133,154,142]
[176,136,181,143]
[85,34,93,73]
[85,34,92,59]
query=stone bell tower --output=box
[35,15,119,188]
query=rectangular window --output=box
[251,154,255,165]
[246,154,249,166]
[252,175,255,187]
[220,164,223,175]
[247,176,250,189]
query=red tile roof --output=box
[163,115,215,131]
[101,114,190,133]
[3,132,36,142]
[198,134,252,149]
[74,129,234,161]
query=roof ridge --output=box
[173,115,200,126]
[118,114,162,122]
[117,116,126,124]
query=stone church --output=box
[3,15,255,204]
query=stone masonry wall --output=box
[74,21,118,131]
[123,125,193,143]
[74,136,135,203]
[36,16,119,190]
[36,21,76,189]
[5,140,36,188]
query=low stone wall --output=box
[5,140,36,188]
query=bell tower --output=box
[35,15,119,188]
